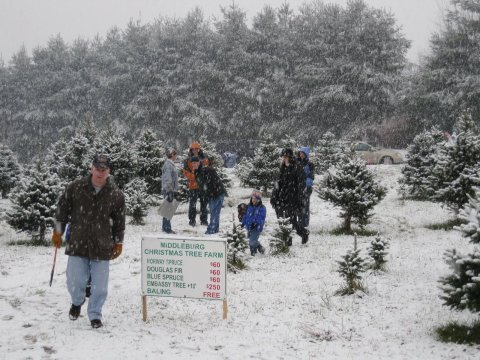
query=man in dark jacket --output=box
[52,154,125,329]
[192,157,227,234]
[271,148,309,244]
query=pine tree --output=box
[6,162,62,244]
[367,236,389,271]
[439,248,480,313]
[124,178,151,225]
[225,214,249,272]
[458,187,480,244]
[430,112,480,213]
[399,127,446,199]
[269,217,292,255]
[319,157,386,231]
[198,136,231,189]
[133,129,164,195]
[336,236,367,295]
[236,137,280,193]
[0,143,21,198]
[314,131,343,174]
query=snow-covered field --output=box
[0,165,479,360]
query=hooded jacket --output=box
[298,146,315,189]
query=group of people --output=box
[50,143,314,328]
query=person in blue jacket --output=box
[297,146,315,228]
[242,190,266,256]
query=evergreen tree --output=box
[269,217,292,256]
[430,112,480,213]
[235,137,280,193]
[314,131,344,174]
[458,187,480,244]
[0,143,21,198]
[133,129,164,195]
[336,236,367,295]
[399,127,446,199]
[225,214,249,272]
[6,162,62,243]
[319,157,386,231]
[124,178,150,225]
[367,236,389,271]
[198,136,231,189]
[439,248,480,313]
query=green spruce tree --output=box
[124,178,151,225]
[133,129,164,196]
[0,143,21,198]
[336,236,367,295]
[367,236,389,271]
[270,217,292,255]
[225,214,249,272]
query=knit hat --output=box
[92,154,111,169]
[166,147,177,158]
[190,142,201,150]
[281,148,294,157]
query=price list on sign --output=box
[141,235,227,300]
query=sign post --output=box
[141,234,227,321]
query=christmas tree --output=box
[367,236,389,271]
[0,143,21,198]
[314,131,343,174]
[197,136,231,190]
[124,178,151,225]
[458,187,480,244]
[133,129,164,196]
[224,214,249,272]
[236,136,280,193]
[7,162,62,244]
[399,126,446,199]
[336,235,367,295]
[430,111,480,213]
[269,217,292,256]
[319,156,386,232]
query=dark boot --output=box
[287,236,293,246]
[91,319,103,328]
[258,245,265,254]
[301,230,309,244]
[69,304,81,320]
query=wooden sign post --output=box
[141,234,227,321]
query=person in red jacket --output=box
[183,142,209,226]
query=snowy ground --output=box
[1,165,479,360]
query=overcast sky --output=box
[0,0,447,65]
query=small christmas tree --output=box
[0,143,21,198]
[439,248,480,313]
[319,156,386,232]
[236,136,280,193]
[399,126,446,199]
[133,129,164,196]
[367,236,389,271]
[314,131,343,174]
[430,111,480,213]
[7,162,62,244]
[336,235,367,295]
[458,187,480,244]
[124,178,151,225]
[269,217,292,255]
[225,214,249,272]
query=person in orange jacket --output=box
[183,142,209,226]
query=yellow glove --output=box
[52,231,62,248]
[111,243,123,260]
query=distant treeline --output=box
[0,0,478,162]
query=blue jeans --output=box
[66,256,109,321]
[248,229,262,254]
[206,195,224,234]
[298,193,311,228]
[162,217,172,233]
[188,189,208,224]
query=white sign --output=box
[141,235,227,300]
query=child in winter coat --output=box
[242,190,267,255]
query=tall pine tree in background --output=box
[399,126,446,199]
[0,143,21,198]
[6,162,61,243]
[430,112,480,213]
[319,156,386,232]
[133,129,164,195]
[314,131,344,174]
[236,137,280,193]
[124,178,151,225]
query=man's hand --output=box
[111,243,123,260]
[52,231,62,248]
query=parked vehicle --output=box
[354,142,404,165]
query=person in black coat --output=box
[270,148,309,244]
